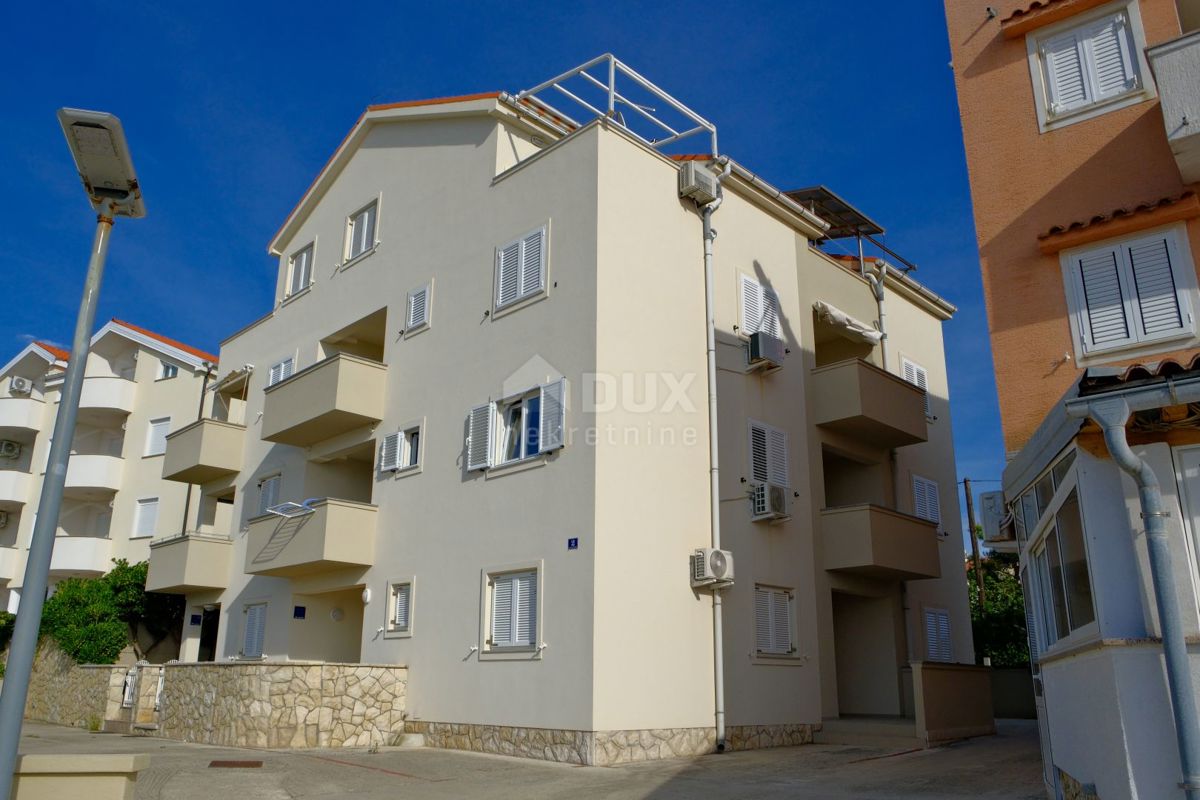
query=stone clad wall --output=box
[22,641,126,729]
[155,661,407,748]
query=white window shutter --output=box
[514,572,537,647]
[243,604,266,658]
[146,418,170,456]
[467,402,495,471]
[749,422,769,483]
[393,584,410,630]
[1085,14,1137,101]
[741,275,763,336]
[754,588,772,652]
[772,591,791,653]
[496,242,521,308]
[268,357,295,387]
[763,287,782,339]
[491,575,513,645]
[768,425,788,487]
[1043,32,1089,114]
[379,432,402,471]
[1127,236,1184,338]
[538,378,567,453]
[258,475,280,515]
[902,359,931,417]
[407,285,429,329]
[521,227,546,298]
[135,499,158,538]
[924,608,952,662]
[1077,249,1134,350]
[913,476,941,525]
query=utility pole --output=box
[963,477,985,609]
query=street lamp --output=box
[0,109,144,799]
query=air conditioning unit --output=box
[747,331,785,370]
[8,376,31,395]
[0,441,20,460]
[691,547,735,588]
[752,482,790,521]
[678,161,719,205]
[0,511,8,529]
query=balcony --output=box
[162,419,245,484]
[78,376,137,416]
[811,359,927,449]
[0,397,44,435]
[261,354,387,446]
[0,471,31,507]
[49,536,112,575]
[1148,31,1200,183]
[821,504,941,580]
[0,547,20,582]
[245,498,376,577]
[146,532,233,594]
[63,455,123,498]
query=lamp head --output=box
[57,108,145,218]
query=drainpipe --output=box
[703,157,733,752]
[179,362,215,536]
[865,260,889,372]
[1068,395,1200,799]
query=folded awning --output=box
[813,300,883,345]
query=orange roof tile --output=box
[670,154,712,162]
[1037,191,1200,253]
[110,319,218,364]
[366,91,500,113]
[35,341,70,362]
[999,0,1111,37]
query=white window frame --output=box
[497,390,542,466]
[157,361,178,380]
[753,585,796,657]
[480,563,542,657]
[405,282,432,334]
[266,355,296,388]
[384,578,414,638]
[379,420,423,475]
[739,274,782,340]
[256,473,281,517]
[912,474,942,527]
[467,379,567,472]
[241,602,267,659]
[923,607,953,662]
[287,242,315,297]
[132,497,159,539]
[1061,224,1198,364]
[145,417,171,457]
[1026,0,1154,133]
[747,418,789,488]
[901,357,933,419]
[493,224,549,313]
[344,197,380,264]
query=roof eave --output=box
[93,321,216,371]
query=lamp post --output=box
[0,109,144,799]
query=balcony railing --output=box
[162,419,245,484]
[811,359,928,449]
[821,504,941,580]
[245,498,376,577]
[261,354,387,446]
[147,532,233,594]
[1148,30,1200,184]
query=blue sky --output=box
[3,1,1005,542]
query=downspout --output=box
[1070,396,1200,799]
[179,362,215,536]
[865,260,889,372]
[703,157,733,752]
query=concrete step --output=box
[101,720,132,734]
[813,718,923,750]
[396,733,425,748]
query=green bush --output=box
[0,611,15,653]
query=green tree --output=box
[967,542,1030,668]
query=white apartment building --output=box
[0,320,217,613]
[147,61,986,762]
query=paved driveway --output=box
[18,719,1044,799]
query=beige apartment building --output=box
[146,62,986,762]
[0,320,217,613]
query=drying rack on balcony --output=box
[266,498,323,519]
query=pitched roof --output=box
[35,341,70,362]
[1037,191,1200,253]
[999,0,1112,38]
[109,319,219,364]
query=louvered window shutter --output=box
[496,241,521,308]
[268,358,294,387]
[902,359,931,417]
[924,609,953,662]
[258,475,280,515]
[515,572,537,647]
[754,588,772,652]
[135,499,159,538]
[538,378,567,452]
[741,275,763,336]
[407,285,429,329]
[763,287,782,339]
[913,476,941,524]
[768,425,788,487]
[521,227,546,298]
[379,432,401,471]
[1076,249,1134,351]
[1127,236,1185,339]
[749,422,770,483]
[491,575,513,645]
[1044,31,1089,114]
[772,591,791,653]
[243,604,266,658]
[467,403,495,471]
[146,419,171,456]
[393,584,410,630]
[1085,14,1137,102]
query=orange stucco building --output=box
[945,0,1200,456]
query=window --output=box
[1064,228,1195,358]
[242,603,267,658]
[467,379,566,471]
[288,243,314,296]
[748,419,789,487]
[488,570,537,650]
[406,284,430,331]
[145,418,171,456]
[902,358,932,418]
[267,357,294,387]
[257,474,281,516]
[132,498,158,539]
[387,582,412,635]
[157,361,178,380]
[754,586,794,655]
[1028,4,1149,131]
[912,475,941,525]
[379,425,421,472]
[1033,488,1096,646]
[924,608,953,662]
[495,226,547,310]
[741,275,782,339]
[347,201,377,261]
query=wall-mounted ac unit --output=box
[0,441,20,460]
[747,331,785,371]
[8,376,31,395]
[691,547,735,588]
[0,511,8,529]
[678,161,718,205]
[752,482,790,522]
